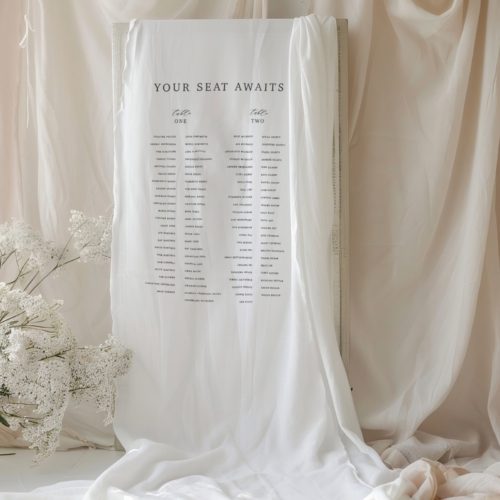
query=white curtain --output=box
[0,0,269,452]
[2,0,500,498]
[309,0,500,473]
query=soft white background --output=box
[1,0,500,498]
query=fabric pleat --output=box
[310,0,500,476]
[2,0,500,498]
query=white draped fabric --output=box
[309,0,500,474]
[108,15,395,500]
[0,15,398,500]
[1,0,500,499]
[0,0,269,453]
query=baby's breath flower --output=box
[69,211,112,264]
[0,220,64,276]
[0,211,131,466]
[70,335,132,425]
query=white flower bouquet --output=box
[0,211,132,465]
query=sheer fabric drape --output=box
[0,0,269,452]
[0,15,399,500]
[2,0,500,498]
[309,0,500,473]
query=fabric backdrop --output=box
[0,0,271,452]
[309,0,500,474]
[1,0,500,498]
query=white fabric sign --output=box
[107,17,394,499]
[4,1,500,498]
[113,18,293,447]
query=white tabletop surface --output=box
[0,448,124,493]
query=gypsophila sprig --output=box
[0,212,132,466]
[69,211,112,264]
[70,335,132,426]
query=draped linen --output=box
[0,0,23,222]
[309,0,500,474]
[0,0,269,452]
[109,16,394,500]
[0,16,398,500]
[2,0,500,499]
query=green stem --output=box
[39,351,69,361]
[9,258,30,290]
[19,326,55,333]
[0,311,25,325]
[23,270,40,292]
[0,402,38,406]
[28,256,81,295]
[0,250,15,271]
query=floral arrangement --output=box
[0,211,132,465]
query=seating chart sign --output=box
[112,19,349,447]
[146,45,291,306]
[114,21,294,329]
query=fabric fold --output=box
[0,14,397,499]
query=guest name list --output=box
[144,85,290,305]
